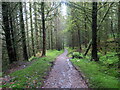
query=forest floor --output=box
[1,50,64,88]
[5,61,34,74]
[43,49,88,88]
[1,60,34,87]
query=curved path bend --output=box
[44,49,88,88]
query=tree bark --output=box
[19,2,28,60]
[8,4,17,61]
[84,40,92,56]
[25,2,31,58]
[41,2,46,56]
[29,3,35,56]
[51,24,53,50]
[2,2,16,63]
[91,2,98,61]
[84,3,88,48]
[118,1,120,68]
[77,29,82,52]
[34,2,39,52]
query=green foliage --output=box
[2,50,63,88]
[99,52,119,66]
[66,47,74,52]
[72,52,83,58]
[71,54,119,88]
[66,47,74,57]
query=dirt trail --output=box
[44,49,88,88]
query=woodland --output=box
[0,1,120,88]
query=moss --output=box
[2,50,63,88]
[71,57,119,88]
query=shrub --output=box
[72,52,83,59]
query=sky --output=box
[61,2,67,16]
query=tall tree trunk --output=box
[84,16,88,48]
[51,23,53,50]
[48,27,51,49]
[2,2,16,63]
[39,23,42,50]
[98,9,102,52]
[0,2,2,72]
[118,1,120,68]
[84,3,88,48]
[29,3,35,56]
[41,2,46,56]
[25,2,31,58]
[14,10,20,60]
[19,2,28,60]
[34,2,39,52]
[8,4,17,61]
[104,13,108,55]
[91,2,98,61]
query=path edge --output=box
[41,53,62,88]
[69,58,90,88]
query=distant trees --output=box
[2,2,62,70]
[65,2,118,62]
[2,1,119,70]
[65,2,91,52]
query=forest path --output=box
[44,49,88,88]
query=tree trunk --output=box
[25,2,31,58]
[51,25,53,50]
[8,4,17,61]
[34,2,39,52]
[46,22,50,50]
[30,3,35,56]
[77,29,82,52]
[41,2,46,56]
[2,2,16,63]
[84,3,88,48]
[39,23,42,50]
[118,1,120,68]
[19,2,28,60]
[84,40,92,56]
[84,16,88,48]
[91,2,98,61]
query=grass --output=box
[70,52,119,88]
[99,52,119,67]
[2,50,63,88]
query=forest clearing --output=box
[0,1,120,89]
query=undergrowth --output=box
[2,50,63,88]
[70,51,119,88]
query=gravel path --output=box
[44,49,88,88]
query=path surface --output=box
[44,49,88,88]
